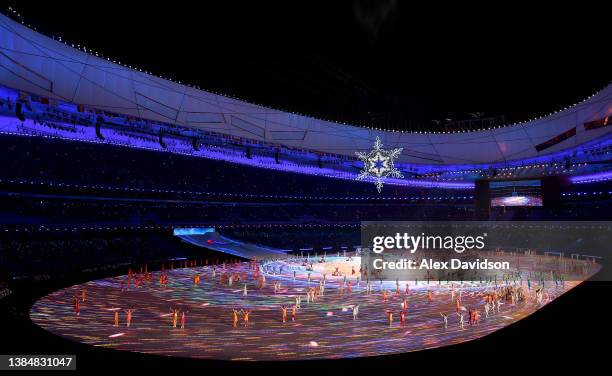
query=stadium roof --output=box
[1,13,611,165]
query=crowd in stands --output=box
[0,134,611,228]
[0,93,364,177]
[0,113,610,286]
[0,195,475,226]
[226,227,360,250]
[4,90,610,184]
[0,231,234,283]
[489,202,612,221]
[0,135,470,198]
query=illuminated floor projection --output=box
[30,255,598,361]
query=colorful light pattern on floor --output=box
[30,256,596,361]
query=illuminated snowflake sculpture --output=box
[355,137,404,193]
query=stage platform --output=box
[30,255,597,361]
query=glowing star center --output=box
[355,137,404,193]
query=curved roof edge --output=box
[1,13,611,165]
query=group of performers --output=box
[64,254,583,337]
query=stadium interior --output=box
[0,2,610,373]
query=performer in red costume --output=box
[125,309,133,327]
[232,309,239,328]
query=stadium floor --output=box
[29,256,596,361]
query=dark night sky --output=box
[1,1,609,131]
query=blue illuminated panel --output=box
[173,227,215,236]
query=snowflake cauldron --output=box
[355,137,403,193]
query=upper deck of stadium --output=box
[0,12,611,167]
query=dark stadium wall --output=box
[474,180,490,220]
[541,175,570,207]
